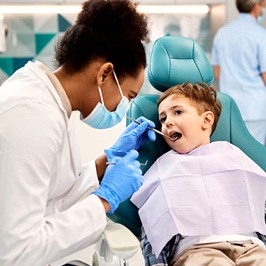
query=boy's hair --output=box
[55,0,149,78]
[157,83,222,134]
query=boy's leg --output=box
[235,241,266,266]
[171,242,235,266]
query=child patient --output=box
[131,83,266,266]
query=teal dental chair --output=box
[94,36,266,265]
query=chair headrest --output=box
[148,36,214,92]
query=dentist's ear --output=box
[97,62,114,86]
[202,111,214,130]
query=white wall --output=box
[210,4,225,42]
[0,14,6,53]
[225,0,238,22]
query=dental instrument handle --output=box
[126,116,174,140]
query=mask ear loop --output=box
[98,86,105,106]
[113,70,124,98]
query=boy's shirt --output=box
[131,141,266,257]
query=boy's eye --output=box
[159,117,166,123]
[175,110,182,115]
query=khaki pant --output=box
[172,240,266,266]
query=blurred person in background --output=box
[212,0,266,145]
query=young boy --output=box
[131,83,266,266]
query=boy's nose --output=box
[165,116,174,127]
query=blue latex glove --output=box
[105,116,156,161]
[93,150,143,213]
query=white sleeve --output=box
[0,103,106,266]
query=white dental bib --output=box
[131,141,266,257]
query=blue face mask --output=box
[82,71,130,129]
[258,7,266,24]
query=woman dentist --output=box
[0,0,155,265]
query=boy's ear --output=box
[202,111,214,130]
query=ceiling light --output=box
[0,4,209,14]
[0,5,81,14]
[138,5,209,14]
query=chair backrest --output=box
[107,36,266,238]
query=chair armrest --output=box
[103,222,140,260]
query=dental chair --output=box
[94,36,266,266]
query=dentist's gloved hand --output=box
[93,150,143,213]
[105,116,156,161]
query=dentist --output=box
[0,0,155,265]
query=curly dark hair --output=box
[158,83,222,134]
[55,0,149,78]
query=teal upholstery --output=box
[107,36,266,238]
[148,36,213,91]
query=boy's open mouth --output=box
[170,132,182,141]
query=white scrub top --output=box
[0,61,107,266]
